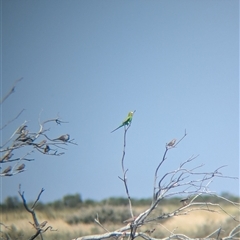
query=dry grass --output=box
[1,204,239,239]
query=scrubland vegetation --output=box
[1,193,239,239]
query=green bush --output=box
[65,205,130,225]
[63,193,82,208]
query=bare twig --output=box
[153,130,187,202]
[0,77,23,104]
[0,109,25,131]
[0,222,11,230]
[204,227,222,239]
[118,125,134,219]
[94,213,109,233]
[223,224,240,239]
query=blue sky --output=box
[1,1,239,203]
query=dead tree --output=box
[0,78,77,177]
[18,185,57,240]
[72,122,239,240]
[0,78,76,239]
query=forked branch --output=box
[18,185,56,240]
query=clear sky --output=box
[1,1,239,203]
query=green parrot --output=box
[111,111,135,133]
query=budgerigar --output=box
[111,111,135,133]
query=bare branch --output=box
[1,112,75,177]
[119,125,134,219]
[153,131,187,202]
[223,224,240,239]
[204,227,222,238]
[0,222,11,230]
[18,186,55,239]
[0,109,25,131]
[94,213,109,233]
[0,77,23,104]
[32,188,45,209]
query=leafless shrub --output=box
[0,78,76,177]
[1,78,76,239]
[72,124,239,240]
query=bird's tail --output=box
[111,124,123,133]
